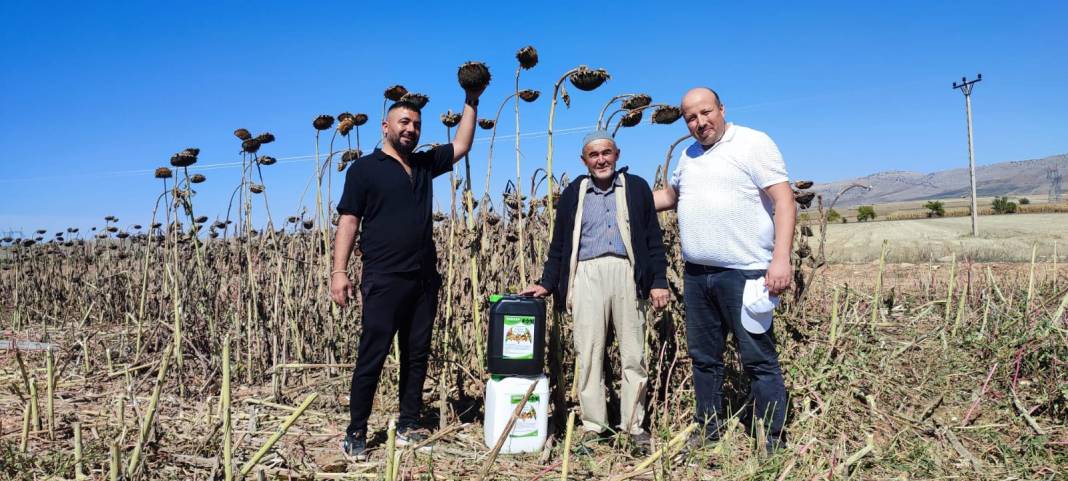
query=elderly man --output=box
[653,87,795,452]
[330,83,484,459]
[522,130,669,453]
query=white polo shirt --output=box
[670,123,789,270]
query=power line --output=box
[0,125,597,185]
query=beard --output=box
[386,130,418,156]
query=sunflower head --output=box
[341,149,362,163]
[516,45,539,69]
[313,114,335,131]
[457,61,492,91]
[440,110,462,128]
[234,128,252,141]
[478,118,496,130]
[568,66,610,91]
[384,85,408,101]
[519,89,540,102]
[620,110,643,128]
[242,138,261,153]
[651,105,682,125]
[170,151,197,167]
[338,118,354,136]
[154,167,173,179]
[399,92,429,109]
[621,94,652,110]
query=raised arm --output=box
[451,89,485,162]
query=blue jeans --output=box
[683,263,787,444]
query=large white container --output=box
[484,374,550,454]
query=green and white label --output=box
[509,394,540,438]
[502,315,535,360]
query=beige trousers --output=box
[572,256,647,435]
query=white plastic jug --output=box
[484,374,549,453]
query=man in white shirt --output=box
[653,87,795,452]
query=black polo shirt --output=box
[337,144,454,274]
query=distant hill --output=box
[814,153,1067,207]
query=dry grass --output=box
[1,209,1066,480]
[820,213,1068,263]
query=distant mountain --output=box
[813,153,1067,206]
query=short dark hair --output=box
[387,100,422,115]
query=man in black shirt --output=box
[331,83,483,459]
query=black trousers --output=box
[346,270,440,437]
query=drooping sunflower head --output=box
[568,66,610,91]
[518,89,540,102]
[619,109,643,127]
[621,94,652,110]
[651,105,682,125]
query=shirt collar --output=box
[696,122,736,153]
[586,171,624,194]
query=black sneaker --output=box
[341,433,367,461]
[396,425,431,447]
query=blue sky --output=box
[1,1,1066,235]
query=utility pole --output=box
[1048,167,1063,203]
[953,74,982,236]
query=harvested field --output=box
[1,214,1066,480]
[822,213,1068,263]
